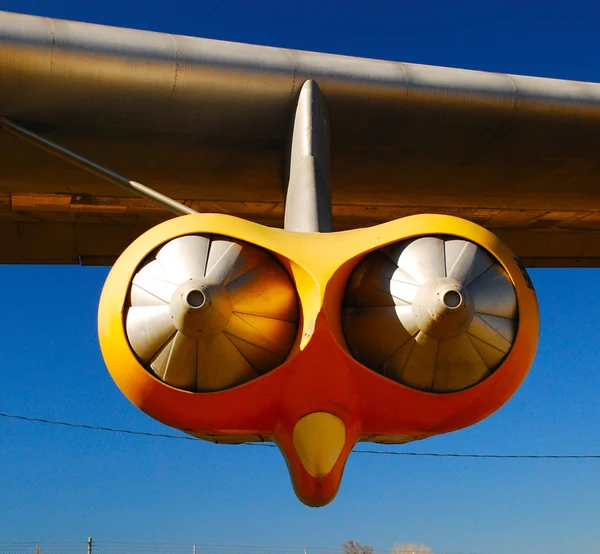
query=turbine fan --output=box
[343,236,518,392]
[125,234,299,392]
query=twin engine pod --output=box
[98,213,539,507]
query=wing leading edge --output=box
[1,10,600,266]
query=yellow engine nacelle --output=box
[98,213,539,506]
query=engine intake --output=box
[343,236,519,392]
[125,234,298,392]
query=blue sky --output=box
[1,1,600,553]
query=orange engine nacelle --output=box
[98,213,539,507]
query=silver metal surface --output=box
[0,118,197,217]
[3,11,600,265]
[284,80,332,233]
[126,235,298,391]
[3,10,600,140]
[343,237,519,393]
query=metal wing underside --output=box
[2,11,600,266]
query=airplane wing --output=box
[1,10,600,266]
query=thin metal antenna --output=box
[284,80,333,232]
[0,117,197,217]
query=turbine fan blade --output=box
[225,334,287,374]
[478,313,517,343]
[469,265,517,319]
[156,235,210,283]
[205,238,243,283]
[126,305,175,362]
[131,272,177,305]
[445,240,495,286]
[150,331,198,391]
[225,313,295,357]
[434,333,490,392]
[228,263,298,321]
[468,314,513,353]
[343,306,416,369]
[394,237,446,284]
[468,334,507,368]
[196,333,259,391]
[345,252,408,307]
[399,332,439,391]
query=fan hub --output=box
[169,279,233,339]
[412,277,475,340]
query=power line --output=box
[0,411,273,446]
[0,412,195,441]
[2,411,600,460]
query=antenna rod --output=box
[0,117,197,217]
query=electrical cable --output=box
[2,411,599,459]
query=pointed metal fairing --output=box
[125,234,299,391]
[343,237,520,393]
[284,80,333,233]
